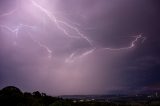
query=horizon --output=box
[1,86,160,97]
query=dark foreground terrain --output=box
[0,86,160,106]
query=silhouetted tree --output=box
[0,86,23,106]
[33,91,41,97]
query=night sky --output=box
[0,0,160,95]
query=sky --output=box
[0,0,160,95]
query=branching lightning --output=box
[0,24,53,58]
[31,0,93,46]
[104,34,144,51]
[0,24,35,37]
[0,0,146,63]
[65,34,145,63]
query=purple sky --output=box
[0,0,160,95]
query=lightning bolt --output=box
[0,0,146,63]
[104,34,144,51]
[65,49,95,63]
[0,24,36,38]
[27,32,53,59]
[0,24,52,59]
[65,34,145,63]
[29,0,146,63]
[65,52,77,63]
[31,0,93,46]
[37,41,52,59]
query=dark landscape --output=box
[1,86,160,106]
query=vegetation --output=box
[0,86,160,106]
